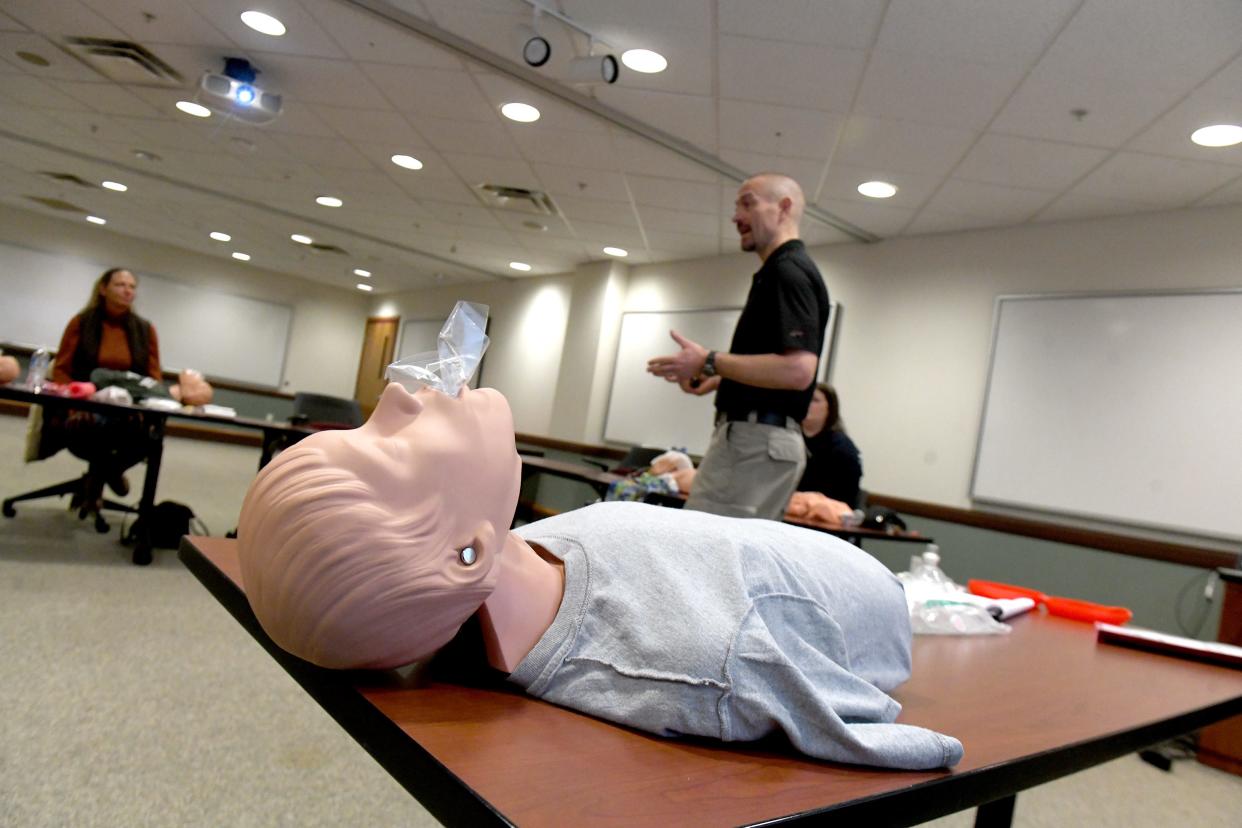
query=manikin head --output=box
[0,355,18,384]
[237,381,523,669]
[170,368,213,405]
[732,173,805,259]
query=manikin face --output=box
[335,381,523,564]
[99,270,137,313]
[733,177,784,254]
[802,388,829,433]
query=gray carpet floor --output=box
[0,413,1238,826]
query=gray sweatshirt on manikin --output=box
[510,501,963,770]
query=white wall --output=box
[376,202,1242,526]
[0,205,370,396]
[372,274,573,436]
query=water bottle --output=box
[26,347,50,392]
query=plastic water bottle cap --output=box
[923,549,940,566]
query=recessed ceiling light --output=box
[209,231,231,242]
[509,261,532,272]
[356,283,373,292]
[353,268,372,277]
[391,154,424,170]
[232,252,251,261]
[1190,124,1242,148]
[86,215,106,225]
[101,180,127,192]
[501,102,540,123]
[857,180,898,199]
[291,233,313,244]
[316,195,343,207]
[603,246,628,257]
[175,100,211,118]
[240,10,286,36]
[132,149,161,162]
[621,49,668,74]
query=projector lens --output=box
[235,85,257,105]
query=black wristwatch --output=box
[702,350,718,378]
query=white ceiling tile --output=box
[361,63,494,120]
[269,133,375,169]
[494,211,575,237]
[635,205,718,237]
[818,163,943,211]
[625,175,720,212]
[193,0,349,59]
[0,32,117,82]
[472,73,607,134]
[643,231,719,257]
[1034,0,1242,92]
[510,128,619,169]
[559,0,711,32]
[1125,91,1242,168]
[0,75,94,111]
[854,50,1028,131]
[816,198,916,237]
[412,117,523,158]
[2,0,127,37]
[990,62,1192,148]
[577,25,713,97]
[396,175,480,206]
[800,223,854,247]
[301,0,464,68]
[442,152,539,189]
[310,105,418,144]
[834,114,978,177]
[54,81,165,117]
[717,149,825,200]
[612,132,721,183]
[597,86,717,151]
[903,206,1017,236]
[718,99,843,159]
[924,179,1056,222]
[551,194,636,227]
[1195,176,1242,208]
[569,220,647,248]
[253,54,391,108]
[1071,152,1242,206]
[1032,192,1158,224]
[718,34,865,113]
[718,0,884,49]
[80,0,233,47]
[955,134,1111,191]
[878,0,1079,67]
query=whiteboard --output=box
[603,305,837,456]
[0,242,291,387]
[971,291,1242,541]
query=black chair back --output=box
[292,392,363,430]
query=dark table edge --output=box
[178,538,515,828]
[179,536,1242,828]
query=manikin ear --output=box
[446,520,501,590]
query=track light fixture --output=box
[515,0,621,84]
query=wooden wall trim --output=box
[515,432,627,460]
[868,494,1238,571]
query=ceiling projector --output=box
[198,57,281,125]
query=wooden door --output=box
[355,316,398,418]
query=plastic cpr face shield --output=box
[385,301,489,397]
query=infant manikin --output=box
[237,303,963,770]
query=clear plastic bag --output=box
[898,546,1011,636]
[385,301,490,397]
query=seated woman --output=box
[798,383,863,508]
[47,268,161,499]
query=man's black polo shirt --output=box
[715,239,830,421]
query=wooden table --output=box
[1199,567,1242,775]
[180,536,1242,827]
[1,384,313,564]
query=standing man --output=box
[646,173,830,520]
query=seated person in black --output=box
[798,383,863,508]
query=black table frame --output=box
[1,385,311,564]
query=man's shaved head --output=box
[746,173,806,223]
[733,172,806,259]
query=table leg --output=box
[131,414,166,566]
[974,794,1016,828]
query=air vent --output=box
[39,171,95,187]
[60,37,182,87]
[25,195,88,212]
[474,184,558,216]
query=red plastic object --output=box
[967,579,1048,604]
[1044,596,1132,625]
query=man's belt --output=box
[716,409,795,428]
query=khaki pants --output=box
[685,418,806,520]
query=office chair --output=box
[2,406,138,534]
[291,392,363,430]
[579,445,665,474]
